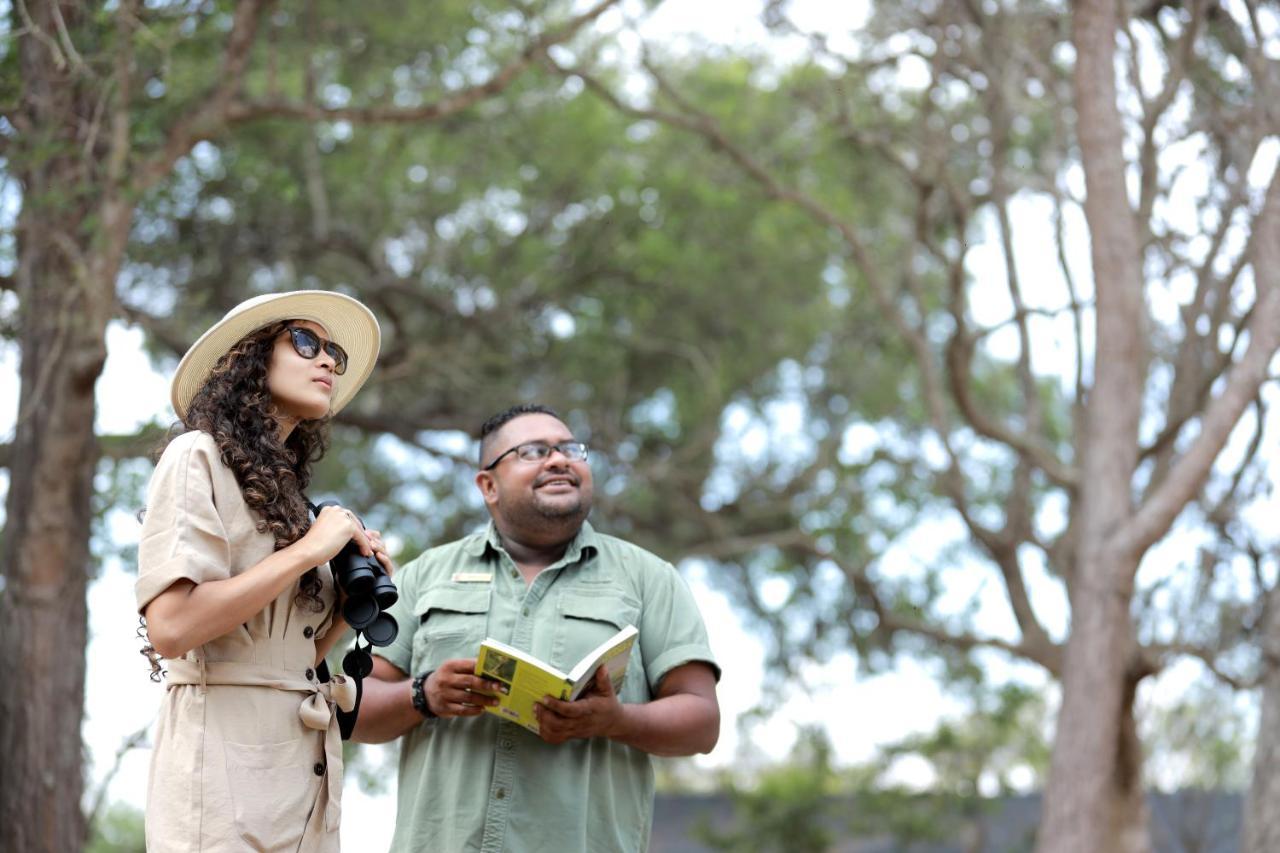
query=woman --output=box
[136,290,391,852]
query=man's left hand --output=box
[534,666,624,745]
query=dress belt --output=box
[165,658,356,832]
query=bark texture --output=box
[1038,1,1149,850]
[1244,590,1280,852]
[0,3,120,850]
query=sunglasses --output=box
[285,326,349,375]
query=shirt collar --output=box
[465,520,599,566]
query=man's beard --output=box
[530,492,591,524]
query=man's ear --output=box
[475,470,498,504]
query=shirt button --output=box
[303,626,314,639]
[511,571,518,579]
[495,788,505,799]
[305,668,314,680]
[522,608,529,617]
[313,762,325,776]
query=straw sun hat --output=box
[170,290,381,418]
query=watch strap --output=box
[411,670,436,718]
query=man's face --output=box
[477,413,594,537]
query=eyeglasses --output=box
[285,326,349,375]
[482,441,589,471]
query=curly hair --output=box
[139,320,331,680]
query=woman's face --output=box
[266,319,339,423]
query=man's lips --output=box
[535,476,578,489]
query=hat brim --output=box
[171,290,380,419]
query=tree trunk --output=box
[1114,673,1152,853]
[0,4,119,850]
[1038,1,1151,851]
[1040,556,1152,853]
[0,213,106,853]
[1242,588,1280,852]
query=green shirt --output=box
[377,521,719,853]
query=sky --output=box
[2,0,1277,848]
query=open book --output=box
[473,624,638,734]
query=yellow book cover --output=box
[474,624,638,734]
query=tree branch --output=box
[1131,1,1205,232]
[223,0,622,127]
[1141,167,1254,479]
[556,54,979,499]
[84,724,150,831]
[14,0,67,72]
[1118,166,1280,557]
[785,535,1063,674]
[1144,641,1259,691]
[135,0,272,192]
[943,329,1079,490]
[0,423,165,470]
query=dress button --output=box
[313,762,325,776]
[303,626,314,639]
[495,788,505,799]
[305,668,314,680]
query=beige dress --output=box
[136,430,346,853]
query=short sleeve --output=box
[638,562,721,690]
[374,551,429,676]
[135,433,233,613]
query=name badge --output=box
[452,572,492,583]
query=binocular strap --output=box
[305,499,393,741]
[337,633,376,740]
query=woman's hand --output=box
[364,528,397,577]
[298,505,373,569]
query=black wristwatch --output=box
[411,671,436,718]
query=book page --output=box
[475,641,571,734]
[568,625,638,699]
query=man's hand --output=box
[534,666,625,745]
[426,658,503,718]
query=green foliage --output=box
[117,38,862,562]
[1142,680,1253,793]
[92,443,164,574]
[883,681,1051,796]
[86,802,145,853]
[695,728,838,853]
[701,682,1049,849]
[340,739,399,798]
[11,0,1272,843]
[99,2,1080,744]
[839,680,1046,845]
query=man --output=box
[354,404,720,853]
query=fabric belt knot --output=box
[331,674,357,712]
[297,676,353,831]
[298,690,332,731]
[297,684,346,831]
[166,658,347,831]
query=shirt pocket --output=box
[551,589,643,701]
[412,585,493,674]
[222,737,323,850]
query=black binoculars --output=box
[315,500,399,652]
